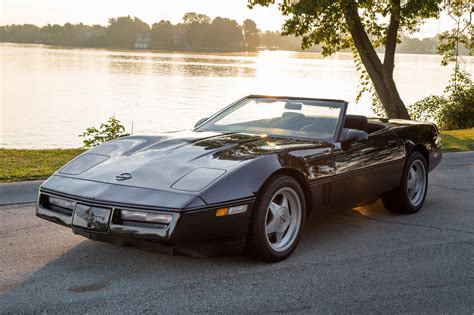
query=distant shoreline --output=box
[3,41,471,57]
[2,15,471,56]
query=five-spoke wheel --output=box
[248,175,306,262]
[406,159,427,207]
[265,187,302,253]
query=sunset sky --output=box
[1,0,455,36]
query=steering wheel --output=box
[300,124,326,133]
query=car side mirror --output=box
[341,129,368,150]
[194,117,208,129]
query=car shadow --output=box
[2,201,386,282]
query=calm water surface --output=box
[1,43,472,148]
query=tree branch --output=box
[343,0,384,78]
[383,0,401,75]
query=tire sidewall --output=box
[250,175,306,262]
[401,152,428,213]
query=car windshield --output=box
[197,97,345,140]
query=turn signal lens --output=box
[121,210,172,224]
[216,208,228,217]
[216,205,248,217]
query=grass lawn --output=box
[440,128,474,152]
[0,148,85,182]
[0,128,472,182]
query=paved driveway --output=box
[1,152,473,313]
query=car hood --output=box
[53,130,323,192]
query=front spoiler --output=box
[36,193,255,257]
[36,202,176,239]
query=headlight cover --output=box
[120,210,173,225]
[171,167,226,192]
[59,153,109,175]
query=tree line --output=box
[0,13,260,52]
[1,13,466,55]
[259,31,465,55]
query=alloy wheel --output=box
[265,187,302,252]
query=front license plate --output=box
[72,204,111,232]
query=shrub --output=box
[79,116,129,148]
[409,71,474,130]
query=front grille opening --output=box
[39,194,75,216]
[112,209,171,229]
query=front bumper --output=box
[36,190,255,257]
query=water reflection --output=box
[1,43,472,148]
[107,54,257,77]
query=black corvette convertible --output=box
[37,95,442,262]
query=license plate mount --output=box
[72,204,111,232]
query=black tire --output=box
[382,151,428,214]
[248,175,306,262]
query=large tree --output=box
[151,20,174,50]
[243,19,261,51]
[208,17,243,49]
[106,16,150,48]
[182,12,211,25]
[182,12,211,49]
[248,0,446,119]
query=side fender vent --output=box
[321,182,333,207]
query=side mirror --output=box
[194,117,208,129]
[341,129,368,150]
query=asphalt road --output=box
[1,152,473,313]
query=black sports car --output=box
[37,95,442,262]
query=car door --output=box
[332,128,405,210]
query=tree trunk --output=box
[344,1,411,120]
[371,68,411,119]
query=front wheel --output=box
[248,175,306,262]
[382,151,428,214]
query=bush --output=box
[410,71,474,130]
[79,116,129,148]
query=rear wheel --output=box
[248,175,306,262]
[382,151,428,214]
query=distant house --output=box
[134,34,151,49]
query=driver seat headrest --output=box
[344,115,368,132]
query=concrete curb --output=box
[439,151,474,167]
[0,180,44,206]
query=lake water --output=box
[1,43,472,149]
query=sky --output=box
[0,0,456,36]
